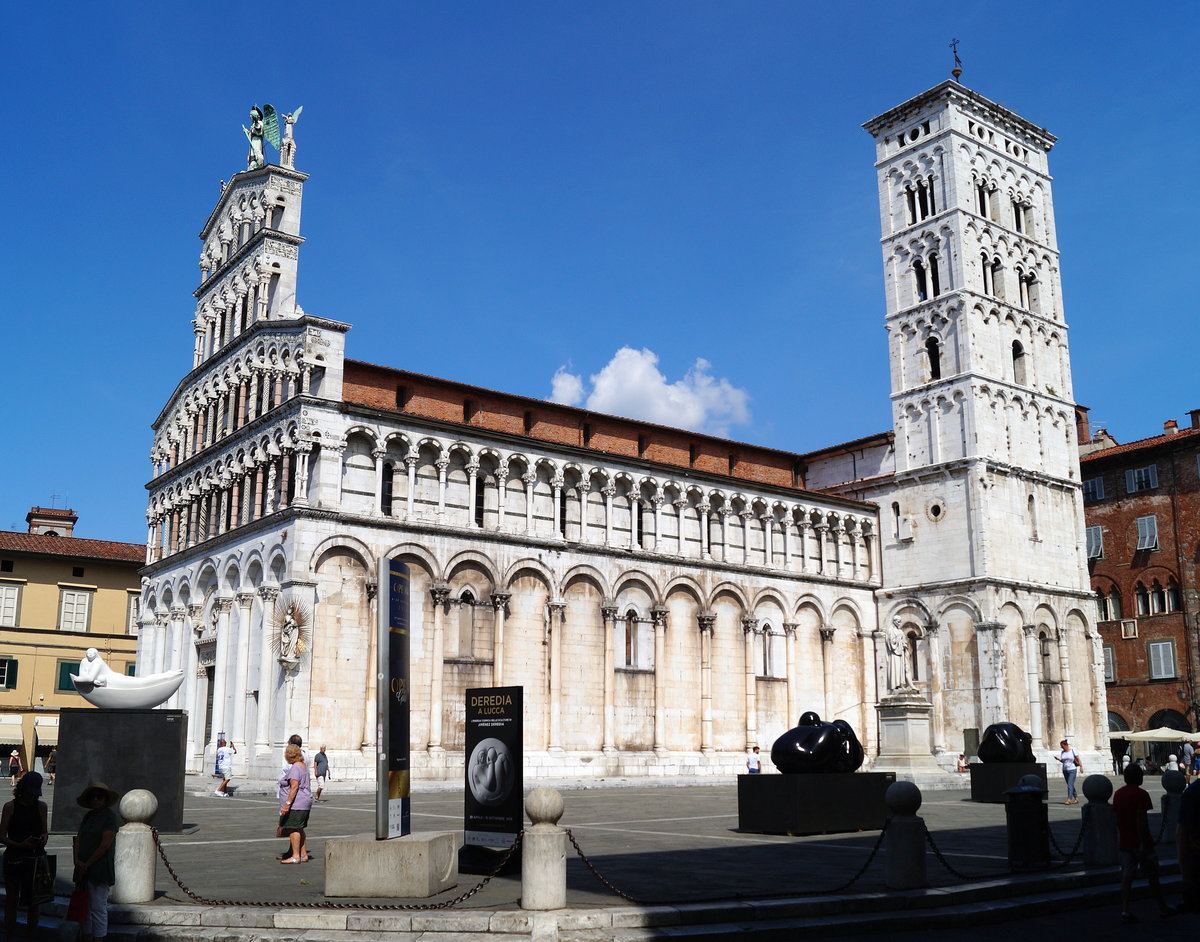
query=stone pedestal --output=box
[325,831,460,898]
[969,762,1047,803]
[874,688,941,773]
[738,772,895,835]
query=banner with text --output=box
[376,558,410,839]
[463,685,523,847]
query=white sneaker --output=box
[214,790,227,797]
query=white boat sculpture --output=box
[71,647,185,709]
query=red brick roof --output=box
[0,530,144,565]
[1081,426,1200,463]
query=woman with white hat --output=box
[73,782,120,942]
[7,751,21,787]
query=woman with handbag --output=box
[1056,739,1083,805]
[73,782,120,942]
[0,771,48,938]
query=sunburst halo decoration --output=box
[272,597,312,660]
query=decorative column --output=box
[859,628,878,758]
[740,512,754,565]
[1022,624,1045,752]
[814,523,829,574]
[628,492,640,550]
[652,607,668,755]
[601,604,618,756]
[428,583,450,757]
[718,508,731,562]
[1057,629,1076,739]
[699,502,711,560]
[651,495,663,551]
[467,461,481,528]
[742,615,759,749]
[603,485,616,547]
[279,451,292,510]
[209,598,233,749]
[292,442,311,506]
[551,476,563,538]
[926,621,946,754]
[255,587,280,754]
[437,458,451,522]
[819,627,836,719]
[547,600,565,753]
[361,580,378,751]
[797,518,810,573]
[232,592,254,745]
[975,620,1006,730]
[832,523,846,578]
[495,468,509,531]
[373,447,387,514]
[760,514,774,567]
[490,591,511,687]
[698,614,716,754]
[673,499,688,555]
[782,514,793,571]
[404,455,418,520]
[166,608,186,681]
[577,482,591,543]
[523,471,537,535]
[783,622,798,725]
[265,460,278,515]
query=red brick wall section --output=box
[1084,431,1200,731]
[342,361,805,491]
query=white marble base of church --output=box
[324,831,460,898]
[874,689,942,773]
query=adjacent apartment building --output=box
[0,507,141,770]
[1081,410,1200,739]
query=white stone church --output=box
[138,78,1107,783]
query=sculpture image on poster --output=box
[463,687,523,847]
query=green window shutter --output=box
[4,659,16,689]
[57,661,77,693]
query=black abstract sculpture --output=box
[770,711,865,774]
[977,722,1035,763]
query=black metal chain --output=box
[564,820,890,906]
[151,827,522,911]
[923,821,992,881]
[1048,805,1088,871]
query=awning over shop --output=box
[0,714,24,746]
[1109,727,1199,742]
[33,716,58,746]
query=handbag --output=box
[30,854,55,906]
[66,886,89,922]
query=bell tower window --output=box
[1012,341,1027,385]
[925,338,942,381]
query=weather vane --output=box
[242,104,304,171]
[950,39,963,81]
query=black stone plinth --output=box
[51,708,187,833]
[969,762,1047,803]
[737,772,896,835]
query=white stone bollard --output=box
[884,781,926,890]
[112,789,158,904]
[1081,774,1118,868]
[521,787,566,910]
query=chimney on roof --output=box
[1165,419,1179,435]
[1074,406,1091,445]
[26,506,78,537]
[1190,409,1200,429]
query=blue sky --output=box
[1,2,1196,543]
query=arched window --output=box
[1027,493,1038,540]
[1012,341,1027,385]
[1039,632,1054,679]
[559,488,568,539]
[891,501,901,539]
[1151,580,1166,614]
[381,461,395,516]
[991,258,1004,300]
[1110,589,1123,620]
[1135,583,1150,616]
[928,253,941,297]
[980,251,992,295]
[458,590,475,656]
[1168,579,1182,612]
[474,475,486,528]
[1096,591,1110,622]
[925,338,941,381]
[914,258,929,302]
[907,630,920,682]
[624,610,638,667]
[761,624,772,676]
[635,497,645,548]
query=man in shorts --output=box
[1113,764,1174,922]
[313,745,330,802]
[214,739,236,797]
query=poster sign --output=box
[376,559,410,839]
[463,685,523,847]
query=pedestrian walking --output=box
[277,744,312,864]
[313,745,329,801]
[746,747,761,774]
[44,749,56,785]
[1,771,48,939]
[1114,764,1175,922]
[7,751,22,786]
[214,739,236,797]
[73,781,120,941]
[1055,739,1082,804]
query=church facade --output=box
[138,79,1107,782]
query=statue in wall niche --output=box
[884,616,914,692]
[70,648,184,710]
[770,711,865,774]
[977,722,1036,763]
[272,597,311,664]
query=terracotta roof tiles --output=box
[1080,426,1200,463]
[0,530,144,565]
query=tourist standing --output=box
[1113,765,1174,922]
[1,771,48,939]
[73,782,120,942]
[44,749,56,785]
[1055,739,1082,805]
[7,752,21,786]
[746,747,761,774]
[214,739,236,797]
[313,745,329,802]
[277,744,313,864]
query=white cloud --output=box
[548,347,751,437]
